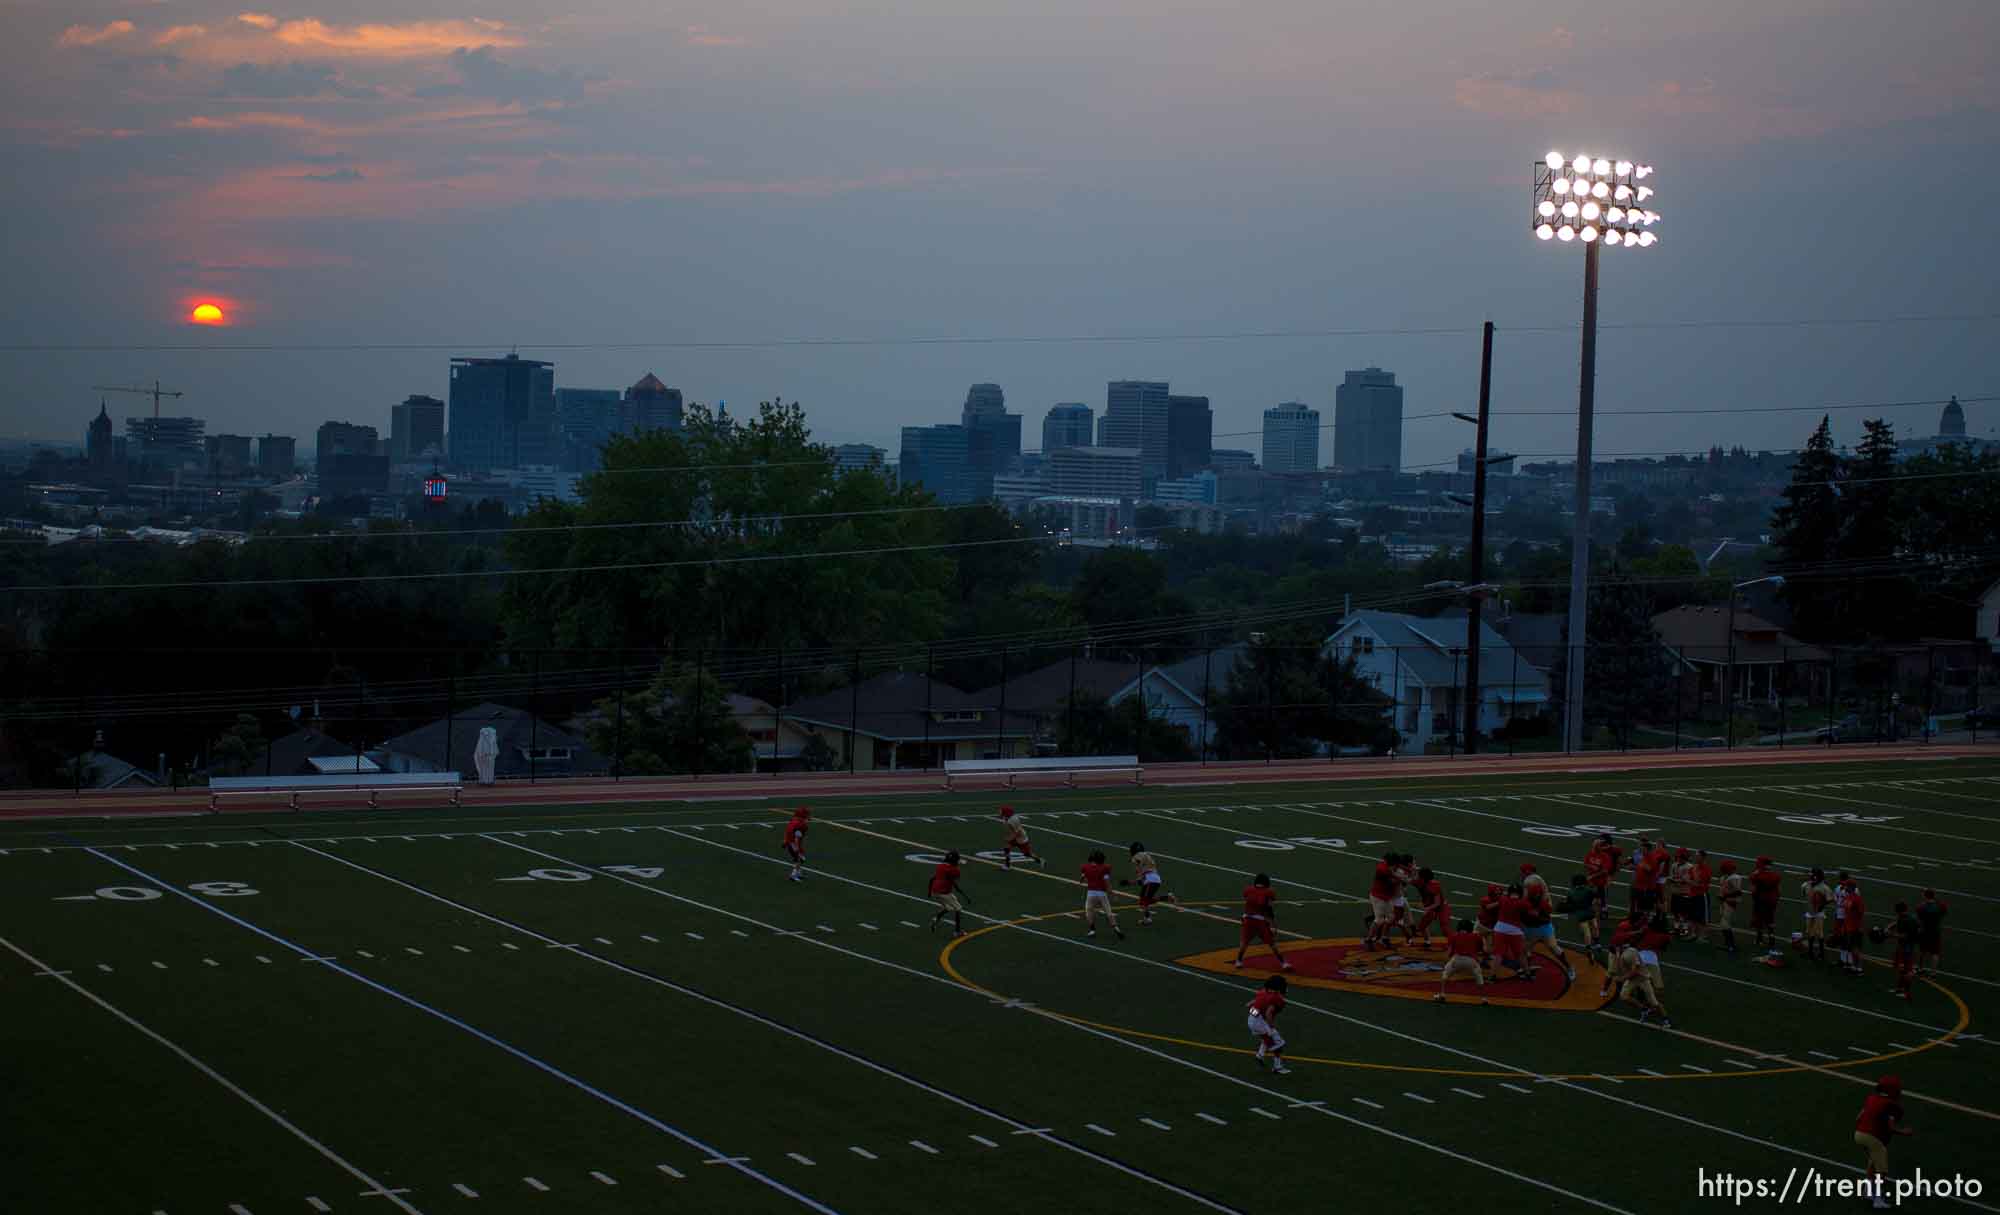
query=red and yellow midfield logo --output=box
[1176,938,1611,1011]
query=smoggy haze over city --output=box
[3,0,1996,464]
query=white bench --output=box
[941,755,1141,791]
[208,772,464,812]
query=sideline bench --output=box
[208,772,464,812]
[942,755,1141,791]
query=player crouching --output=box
[1123,842,1179,925]
[1609,943,1673,1027]
[1246,975,1291,1075]
[998,806,1044,869]
[1435,917,1490,1004]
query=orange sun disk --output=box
[190,303,226,325]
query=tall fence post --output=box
[1508,645,1519,758]
[994,644,1009,760]
[1067,643,1080,755]
[1134,648,1146,765]
[693,648,706,779]
[529,651,540,784]
[1448,649,1460,758]
[923,645,934,768]
[847,649,861,774]
[774,644,785,776]
[1198,638,1212,765]
[446,655,457,778]
[614,657,626,780]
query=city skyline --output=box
[3,3,1994,466]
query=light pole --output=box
[1533,150,1660,753]
[1726,574,1785,747]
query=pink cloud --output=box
[57,20,136,47]
[154,25,209,46]
[685,25,748,48]
[237,13,279,30]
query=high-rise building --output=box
[554,388,621,471]
[622,373,684,435]
[960,382,1021,500]
[1209,448,1257,472]
[448,354,557,471]
[1152,470,1217,504]
[257,435,296,480]
[899,424,972,504]
[390,394,446,464]
[1166,394,1212,478]
[1261,403,1321,474]
[1098,381,1171,480]
[204,434,253,478]
[1041,403,1093,454]
[1333,367,1403,472]
[126,416,205,471]
[86,403,116,478]
[1048,445,1143,498]
[316,421,388,497]
[833,443,892,481]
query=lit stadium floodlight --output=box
[1528,150,1662,754]
[1532,155,1659,250]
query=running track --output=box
[3,744,1993,822]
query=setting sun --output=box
[190,302,226,325]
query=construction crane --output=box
[91,379,185,419]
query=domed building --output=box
[1903,395,1998,458]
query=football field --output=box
[6,756,2000,1214]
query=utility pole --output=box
[1460,321,1495,752]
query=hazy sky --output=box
[4,1,1996,466]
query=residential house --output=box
[1651,605,1829,709]
[1981,579,2000,653]
[1322,610,1551,752]
[780,672,1040,770]
[973,657,1208,751]
[1436,607,1566,675]
[378,702,609,781]
[66,750,162,789]
[245,727,374,777]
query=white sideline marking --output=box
[230,1205,253,1214]
[1723,1059,1756,1069]
[1085,1123,1116,1137]
[788,1153,816,1166]
[850,1147,877,1161]
[911,1139,940,1154]
[255,955,273,965]
[594,937,614,945]
[969,1134,998,1147]
[686,932,705,941]
[0,931,421,1215]
[1196,1112,1227,1125]
[1889,1042,1916,1051]
[1592,1074,1624,1085]
[1808,1050,1838,1060]
[1500,1082,1534,1094]
[816,924,837,934]
[355,950,374,959]
[453,945,472,954]
[1353,1097,1384,1110]
[1404,1092,1435,1104]
[453,1182,479,1197]
[641,934,660,943]
[1249,1107,1280,1120]
[900,920,921,928]
[1141,1117,1172,1130]
[403,947,423,956]
[524,1176,549,1191]
[500,942,519,951]
[97,963,113,973]
[1637,1068,1666,1077]
[657,1164,685,1179]
[152,961,167,970]
[1680,1065,1713,1074]
[703,1156,750,1165]
[591,1170,617,1185]
[307,1199,330,1212]
[1847,1046,1875,1056]
[203,958,220,967]
[731,929,749,937]
[860,922,879,931]
[1452,1087,1486,1098]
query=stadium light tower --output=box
[1533,150,1661,753]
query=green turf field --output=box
[6,757,1999,1214]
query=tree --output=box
[1547,570,1677,747]
[1209,623,1393,759]
[1771,417,1844,639]
[208,713,265,776]
[583,666,752,775]
[1069,549,1193,657]
[1840,418,1903,638]
[1055,691,1195,761]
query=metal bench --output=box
[941,755,1141,791]
[207,772,464,812]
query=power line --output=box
[4,313,1993,355]
[1494,394,1997,419]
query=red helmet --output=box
[1878,1075,1903,1096]
[1720,860,1738,874]
[1519,862,1536,875]
[1755,854,1773,866]
[999,805,1015,818]
[796,805,812,818]
[1675,847,1690,860]
[1486,883,1502,897]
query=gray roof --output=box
[251,727,359,777]
[781,671,1040,742]
[1436,609,1565,672]
[379,703,606,776]
[69,750,160,789]
[974,658,1201,714]
[1331,610,1551,693]
[1160,643,1247,697]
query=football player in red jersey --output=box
[1839,875,1868,975]
[1245,975,1291,1074]
[1364,851,1400,948]
[1491,883,1530,979]
[1411,866,1450,948]
[1475,882,1502,955]
[1853,1076,1912,1209]
[1234,872,1292,971]
[1584,834,1623,933]
[1435,917,1490,1003]
[927,850,970,936]
[781,806,812,882]
[1079,850,1124,941]
[1748,855,1783,950]
[998,805,1043,869]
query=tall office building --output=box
[1047,445,1143,498]
[1041,403,1093,454]
[899,424,972,504]
[204,434,253,478]
[1098,381,1171,479]
[833,443,891,480]
[448,353,557,471]
[390,394,446,464]
[622,372,684,435]
[86,403,117,479]
[554,387,621,470]
[1209,448,1257,472]
[316,421,388,497]
[1166,394,1213,478]
[1333,367,1403,472]
[257,435,297,480]
[1261,403,1321,474]
[960,382,1021,500]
